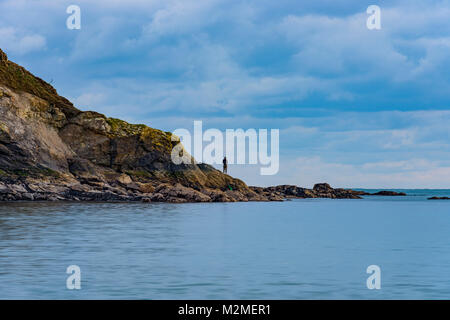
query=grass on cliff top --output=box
[106,118,147,136]
[0,49,79,118]
[140,127,175,152]
[107,117,175,152]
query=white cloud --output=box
[73,93,106,110]
[143,0,222,38]
[135,110,449,188]
[228,156,450,189]
[289,157,450,189]
[0,27,46,54]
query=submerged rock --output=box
[370,191,406,196]
[428,196,450,200]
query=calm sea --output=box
[0,190,449,299]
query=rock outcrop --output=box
[250,183,362,199]
[370,191,406,196]
[0,48,408,203]
[0,48,268,202]
[428,197,450,200]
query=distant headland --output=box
[0,48,408,203]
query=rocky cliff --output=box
[0,48,366,202]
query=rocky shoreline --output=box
[0,178,406,203]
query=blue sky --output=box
[1,0,449,188]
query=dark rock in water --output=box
[346,190,371,196]
[344,190,407,196]
[370,191,406,196]
[250,184,361,200]
[428,196,450,200]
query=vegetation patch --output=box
[140,127,174,152]
[0,49,79,118]
[106,118,147,137]
[12,169,29,177]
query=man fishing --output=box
[223,156,228,174]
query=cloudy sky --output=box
[1,0,449,188]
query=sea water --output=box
[0,190,449,299]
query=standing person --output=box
[222,156,228,174]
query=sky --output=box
[0,0,449,188]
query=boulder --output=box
[313,183,334,194]
[117,174,133,185]
[0,182,9,194]
[137,182,155,194]
[150,183,212,202]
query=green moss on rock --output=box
[140,127,174,152]
[106,118,147,137]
